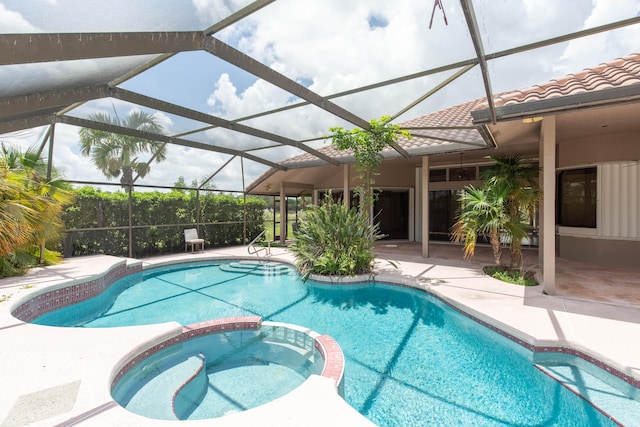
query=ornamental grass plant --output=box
[289,195,384,281]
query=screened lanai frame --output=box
[1,0,639,257]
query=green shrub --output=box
[484,266,538,286]
[289,195,383,281]
[62,187,266,258]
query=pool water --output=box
[35,261,624,426]
[112,325,323,420]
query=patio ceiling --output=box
[0,1,639,192]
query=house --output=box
[248,53,640,295]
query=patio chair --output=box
[184,228,204,252]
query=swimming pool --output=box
[110,317,339,420]
[22,260,637,425]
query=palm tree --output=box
[451,154,538,269]
[452,186,505,266]
[481,154,540,269]
[0,143,73,273]
[79,111,167,187]
[0,160,34,257]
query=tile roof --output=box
[281,53,640,168]
[281,98,488,167]
[483,52,640,109]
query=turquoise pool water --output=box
[112,324,324,420]
[35,261,627,426]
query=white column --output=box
[421,156,430,257]
[343,164,350,207]
[540,116,556,294]
[279,184,286,245]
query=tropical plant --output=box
[289,194,384,281]
[452,185,505,266]
[0,143,73,276]
[482,154,540,269]
[451,154,539,270]
[330,115,411,211]
[451,183,528,266]
[78,110,166,187]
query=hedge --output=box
[61,187,266,258]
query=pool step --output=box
[124,353,205,420]
[535,361,640,426]
[220,261,292,276]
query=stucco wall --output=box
[557,129,640,266]
[558,130,640,168]
[316,162,418,190]
[557,235,640,267]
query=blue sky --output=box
[1,0,639,191]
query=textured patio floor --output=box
[0,243,639,426]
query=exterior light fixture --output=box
[522,116,543,123]
[456,152,471,180]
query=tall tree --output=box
[330,116,411,212]
[79,111,167,187]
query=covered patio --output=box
[373,241,640,309]
[1,2,638,299]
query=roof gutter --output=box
[471,84,640,124]
[475,124,497,149]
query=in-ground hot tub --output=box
[110,316,344,421]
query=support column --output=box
[540,116,556,294]
[421,155,430,257]
[343,164,350,207]
[279,184,286,245]
[128,186,133,258]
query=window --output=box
[429,190,462,241]
[558,167,597,228]
[429,169,447,182]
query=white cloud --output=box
[554,0,640,75]
[192,0,253,27]
[3,0,638,191]
[0,3,40,32]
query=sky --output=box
[1,0,639,192]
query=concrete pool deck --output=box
[1,245,639,426]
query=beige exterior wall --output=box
[315,162,418,191]
[557,236,640,266]
[557,129,640,266]
[558,130,640,168]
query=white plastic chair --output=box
[184,228,204,252]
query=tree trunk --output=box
[510,239,523,271]
[120,166,133,188]
[38,240,45,264]
[489,231,502,266]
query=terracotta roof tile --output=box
[281,98,487,166]
[281,53,640,168]
[488,53,640,108]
